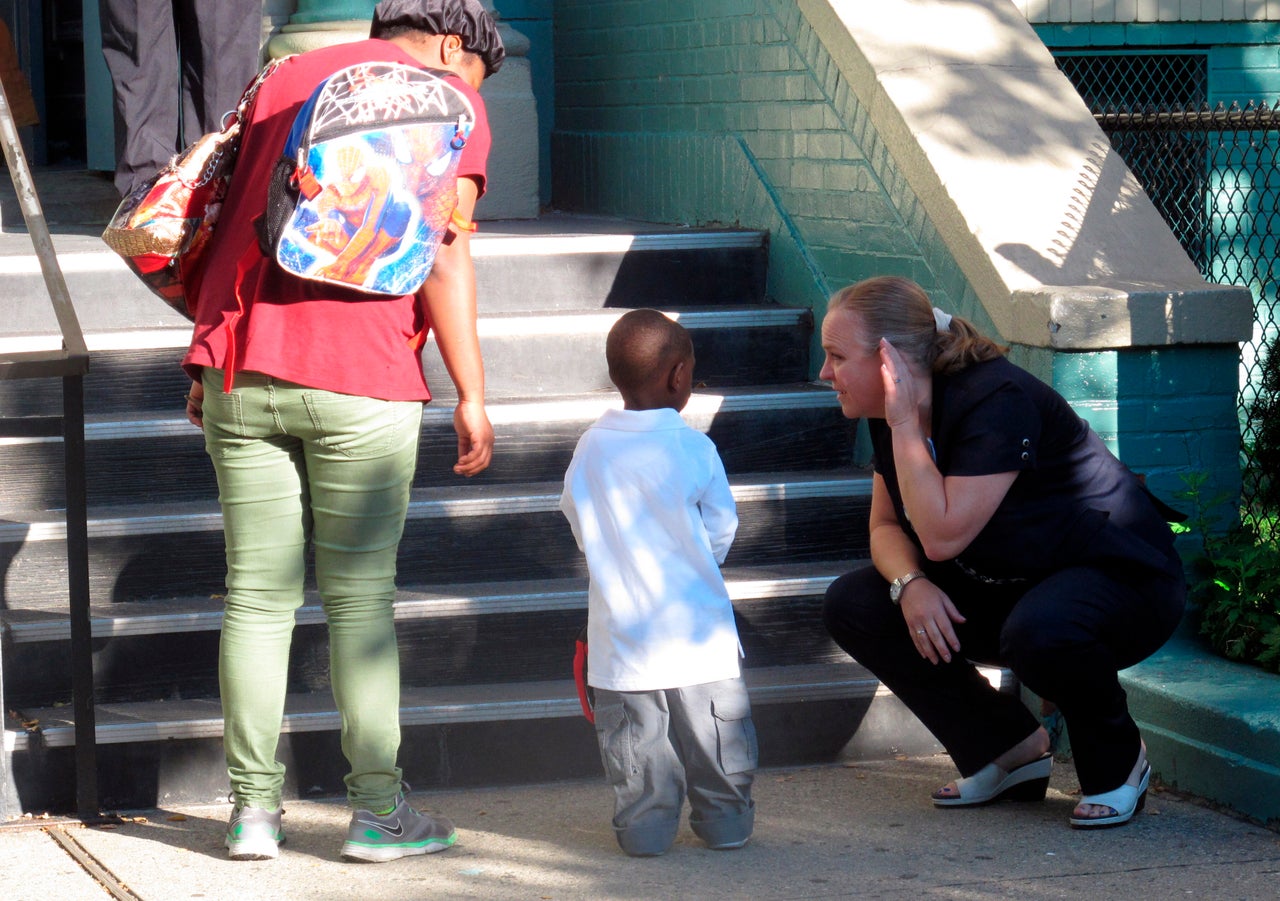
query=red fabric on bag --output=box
[573,629,594,723]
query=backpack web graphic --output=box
[309,63,467,139]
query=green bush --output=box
[1179,478,1280,675]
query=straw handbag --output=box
[101,58,286,320]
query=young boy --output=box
[559,308,757,857]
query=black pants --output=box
[99,0,263,196]
[823,561,1185,795]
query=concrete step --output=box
[0,166,121,234]
[4,663,887,752]
[2,563,856,708]
[0,302,810,416]
[0,385,852,509]
[4,660,1015,811]
[0,471,873,608]
[1,216,769,335]
[0,205,877,816]
[2,562,850,643]
[1123,628,1280,827]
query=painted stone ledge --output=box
[1007,284,1255,350]
[806,0,1252,350]
[1124,628,1280,829]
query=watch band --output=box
[889,570,926,604]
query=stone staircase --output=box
[0,187,969,813]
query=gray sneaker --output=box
[340,794,457,862]
[225,804,284,860]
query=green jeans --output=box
[201,369,423,810]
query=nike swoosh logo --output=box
[356,817,404,837]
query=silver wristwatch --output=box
[889,570,925,604]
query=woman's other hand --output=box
[898,576,965,664]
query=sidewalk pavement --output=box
[3,755,1278,900]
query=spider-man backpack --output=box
[257,61,476,296]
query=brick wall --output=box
[552,0,1244,501]
[554,0,994,350]
[1054,347,1244,520]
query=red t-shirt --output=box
[182,39,491,401]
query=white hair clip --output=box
[933,307,953,333]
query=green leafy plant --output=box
[1177,472,1280,674]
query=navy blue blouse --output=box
[870,357,1181,582]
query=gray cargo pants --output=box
[592,677,757,856]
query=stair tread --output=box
[4,383,840,439]
[1,302,799,358]
[0,215,764,258]
[3,661,881,750]
[1,560,865,641]
[1,468,872,534]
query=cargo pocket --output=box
[711,690,758,775]
[593,700,635,785]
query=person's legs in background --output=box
[177,0,263,142]
[100,0,179,195]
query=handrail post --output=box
[0,68,96,818]
[63,374,97,819]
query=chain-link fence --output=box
[1056,53,1279,522]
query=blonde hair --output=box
[826,276,1006,375]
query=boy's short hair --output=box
[370,0,506,76]
[606,309,693,395]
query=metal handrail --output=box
[0,78,97,819]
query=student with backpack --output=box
[560,309,758,857]
[178,0,504,863]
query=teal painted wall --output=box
[552,1,1244,503]
[553,0,993,368]
[1054,346,1243,526]
[1033,22,1280,104]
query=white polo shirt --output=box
[560,407,743,691]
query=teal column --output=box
[267,0,377,57]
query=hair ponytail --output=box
[932,313,1006,375]
[826,276,1005,375]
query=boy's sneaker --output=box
[340,794,457,862]
[225,804,284,860]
